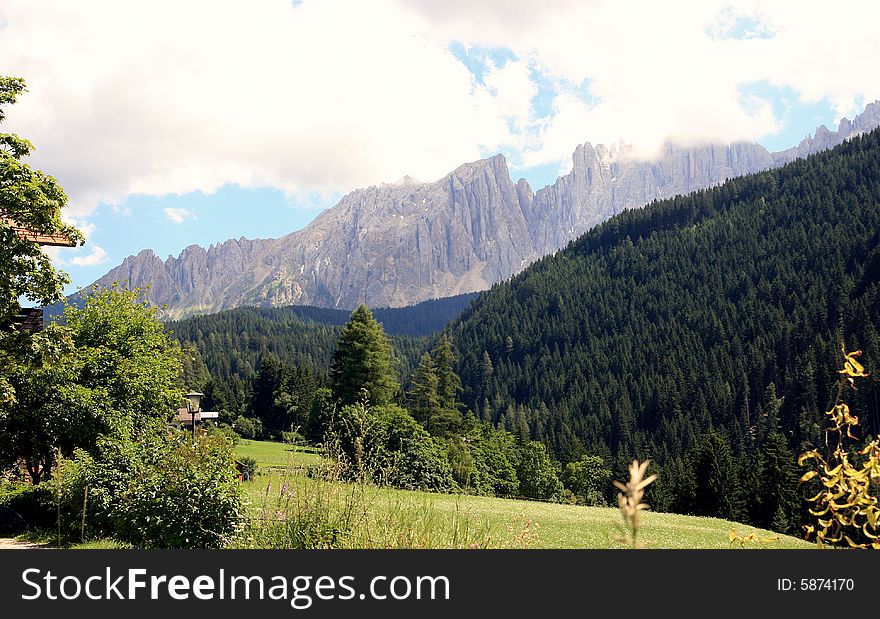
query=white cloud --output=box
[0,0,878,221]
[164,208,196,224]
[69,246,109,267]
[0,0,526,217]
[398,0,880,164]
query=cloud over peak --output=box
[1,0,878,220]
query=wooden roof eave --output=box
[1,216,77,247]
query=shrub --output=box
[281,430,305,445]
[67,432,243,548]
[237,456,257,481]
[208,424,240,446]
[233,416,262,439]
[0,483,55,531]
[329,403,456,492]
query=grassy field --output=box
[235,440,813,550]
[235,438,322,469]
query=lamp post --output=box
[185,391,204,438]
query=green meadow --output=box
[235,439,812,550]
[235,438,322,469]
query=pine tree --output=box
[408,353,441,428]
[329,305,399,407]
[250,355,285,431]
[431,334,462,410]
[692,431,741,520]
[480,351,494,388]
[756,430,799,533]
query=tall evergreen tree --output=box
[431,334,462,410]
[408,353,441,428]
[756,430,799,533]
[692,431,742,520]
[250,355,284,432]
[407,351,462,438]
[329,305,399,407]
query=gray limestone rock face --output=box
[771,101,880,166]
[81,101,880,318]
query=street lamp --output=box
[185,391,204,437]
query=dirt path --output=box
[0,537,48,549]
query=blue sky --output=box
[57,78,849,294]
[2,0,877,293]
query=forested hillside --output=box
[165,294,477,419]
[169,293,475,378]
[450,130,880,529]
[235,292,478,336]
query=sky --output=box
[1,0,878,293]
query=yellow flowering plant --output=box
[799,345,879,548]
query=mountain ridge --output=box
[78,101,880,318]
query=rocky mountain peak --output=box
[79,102,880,318]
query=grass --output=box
[69,539,133,549]
[296,483,811,549]
[235,438,322,470]
[11,529,131,549]
[233,439,813,550]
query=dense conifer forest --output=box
[449,130,880,530]
[165,294,477,426]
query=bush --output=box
[208,424,240,446]
[329,403,456,492]
[0,484,55,531]
[237,456,257,481]
[233,416,262,440]
[281,430,305,445]
[67,432,243,548]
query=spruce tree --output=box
[250,354,284,432]
[407,353,441,428]
[329,305,399,407]
[431,334,462,410]
[756,430,799,533]
[692,431,741,520]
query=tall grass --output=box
[230,458,493,549]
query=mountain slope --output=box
[167,293,477,389]
[82,102,880,318]
[449,129,880,465]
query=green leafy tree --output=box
[0,75,83,403]
[561,454,612,506]
[329,305,399,407]
[232,415,262,440]
[516,440,563,501]
[468,422,519,496]
[0,287,182,481]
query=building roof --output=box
[1,216,77,247]
[175,409,220,423]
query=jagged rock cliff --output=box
[82,102,880,318]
